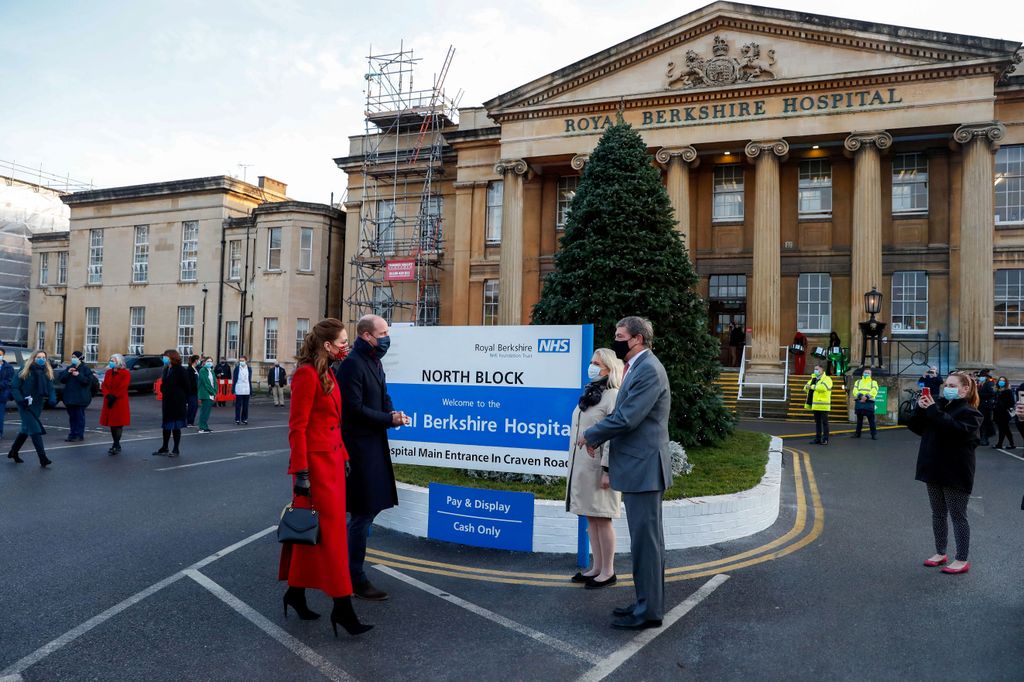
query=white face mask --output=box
[587,364,603,382]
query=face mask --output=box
[330,343,348,361]
[108,361,117,369]
[205,362,213,368]
[71,358,80,366]
[375,335,391,357]
[239,361,247,367]
[35,358,46,366]
[587,364,603,382]
[612,339,630,360]
[998,380,1006,387]
[162,357,171,366]
[943,387,961,401]
[814,369,822,376]
[0,355,5,363]
[863,373,871,379]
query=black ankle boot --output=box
[39,454,52,468]
[283,587,320,620]
[7,451,24,464]
[330,596,373,637]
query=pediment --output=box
[484,2,1020,115]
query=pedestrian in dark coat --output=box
[336,314,407,601]
[976,370,996,446]
[993,376,1016,449]
[6,351,57,467]
[907,370,982,574]
[100,354,131,455]
[214,359,231,406]
[0,347,15,440]
[153,350,189,457]
[1017,382,1024,443]
[59,350,94,442]
[185,355,200,427]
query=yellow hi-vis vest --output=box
[853,377,879,401]
[804,374,833,411]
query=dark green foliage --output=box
[531,120,734,446]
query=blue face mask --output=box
[998,380,1006,387]
[35,357,47,366]
[942,387,961,401]
[71,357,80,366]
[205,362,213,368]
[162,357,171,366]
[108,361,117,369]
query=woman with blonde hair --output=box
[566,347,624,588]
[909,370,983,575]
[6,350,57,468]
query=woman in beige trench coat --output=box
[566,347,623,589]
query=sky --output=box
[1,0,1022,203]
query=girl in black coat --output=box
[992,376,1016,449]
[153,349,189,457]
[908,370,983,575]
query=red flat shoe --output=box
[941,562,970,574]
[923,555,947,567]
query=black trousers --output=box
[855,410,877,437]
[994,418,1015,448]
[813,411,829,442]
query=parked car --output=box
[94,355,165,394]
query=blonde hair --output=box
[947,371,980,408]
[593,348,624,389]
[19,350,53,381]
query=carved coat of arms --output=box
[666,35,776,89]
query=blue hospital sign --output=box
[382,324,594,476]
[428,483,534,551]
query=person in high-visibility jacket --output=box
[804,363,833,445]
[852,369,880,440]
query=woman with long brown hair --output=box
[278,318,371,636]
[6,350,57,467]
[909,370,983,575]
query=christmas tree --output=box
[532,119,734,446]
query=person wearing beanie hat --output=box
[59,350,95,442]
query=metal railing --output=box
[886,335,958,377]
[736,345,790,419]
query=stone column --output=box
[655,146,698,254]
[844,131,891,365]
[744,139,789,379]
[494,158,528,325]
[953,122,1006,368]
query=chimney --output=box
[258,176,287,196]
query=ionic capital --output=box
[744,139,789,162]
[952,122,1006,151]
[570,154,589,171]
[494,159,529,176]
[844,131,892,154]
[655,146,699,169]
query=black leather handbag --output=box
[277,502,320,545]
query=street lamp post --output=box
[858,286,886,373]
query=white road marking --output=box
[186,570,357,682]
[577,574,730,682]
[0,525,277,677]
[374,564,602,665]
[996,448,1024,462]
[0,673,24,682]
[156,449,287,471]
[38,423,289,451]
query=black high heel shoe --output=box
[331,596,373,636]
[283,587,320,621]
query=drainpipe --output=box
[325,192,333,318]
[216,219,227,359]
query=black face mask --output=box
[612,339,631,360]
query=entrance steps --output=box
[714,371,847,419]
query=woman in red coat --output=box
[278,318,371,637]
[100,353,131,456]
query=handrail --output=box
[735,346,790,419]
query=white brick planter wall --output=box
[375,436,784,553]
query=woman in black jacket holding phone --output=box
[908,370,982,575]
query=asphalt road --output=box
[1,397,1022,681]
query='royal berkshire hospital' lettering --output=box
[563,88,904,133]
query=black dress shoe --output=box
[353,580,389,601]
[585,575,617,590]
[871,435,877,440]
[611,615,662,630]
[152,449,169,457]
[570,572,593,584]
[850,434,861,438]
[612,604,636,617]
[810,439,821,445]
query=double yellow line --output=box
[366,446,824,588]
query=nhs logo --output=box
[537,338,571,353]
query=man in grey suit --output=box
[580,316,672,630]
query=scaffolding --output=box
[346,44,459,327]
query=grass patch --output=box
[392,429,771,501]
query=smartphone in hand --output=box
[922,387,931,399]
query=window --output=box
[556,176,579,231]
[709,274,747,300]
[417,283,440,326]
[373,286,394,323]
[891,271,928,334]
[995,269,1024,328]
[713,166,744,222]
[419,195,443,250]
[798,159,832,217]
[264,318,279,361]
[57,251,67,285]
[797,273,832,333]
[995,145,1024,224]
[483,280,499,326]
[132,225,149,283]
[376,200,395,254]
[177,306,195,356]
[228,240,242,280]
[88,229,103,284]
[486,181,503,244]
[267,227,282,271]
[299,228,313,272]
[35,322,45,352]
[225,321,239,360]
[54,321,64,359]
[129,307,146,355]
[295,318,309,356]
[85,307,100,362]
[892,153,929,214]
[38,253,49,286]
[180,221,198,281]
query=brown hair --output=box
[163,349,182,366]
[947,371,980,408]
[296,318,346,394]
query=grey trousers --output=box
[622,490,666,621]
